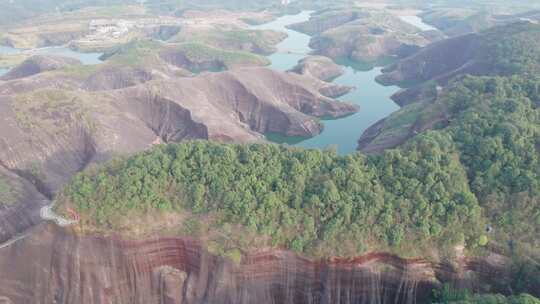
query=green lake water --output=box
[0,12,435,153]
[253,11,401,154]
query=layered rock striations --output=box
[0,223,529,304]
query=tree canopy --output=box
[56,75,540,260]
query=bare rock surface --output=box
[0,64,357,242]
[0,166,49,245]
[376,33,480,88]
[0,223,524,304]
[288,9,439,64]
[0,55,81,81]
[290,55,344,81]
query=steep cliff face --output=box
[135,68,358,140]
[0,63,357,243]
[375,33,481,87]
[81,66,155,91]
[0,166,49,244]
[376,22,540,105]
[0,224,530,304]
[0,64,357,187]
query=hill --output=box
[287,8,439,67]
[377,22,540,105]
[56,75,540,266]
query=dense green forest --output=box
[479,22,540,76]
[57,75,539,261]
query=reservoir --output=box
[0,12,431,154]
[253,12,400,154]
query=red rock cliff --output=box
[0,223,529,304]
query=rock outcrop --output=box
[288,9,437,64]
[0,65,357,242]
[0,166,49,245]
[81,66,155,91]
[287,10,367,36]
[0,55,81,81]
[290,55,344,81]
[375,33,481,88]
[375,22,540,108]
[0,223,533,304]
[356,118,401,154]
[158,43,270,72]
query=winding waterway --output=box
[253,12,401,154]
[0,12,435,154]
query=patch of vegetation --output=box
[447,76,540,250]
[12,89,92,134]
[104,40,163,66]
[58,130,482,258]
[334,56,397,72]
[172,28,285,55]
[0,177,15,205]
[432,282,540,303]
[306,9,425,64]
[61,64,101,79]
[478,22,540,76]
[56,75,540,262]
[381,102,424,130]
[173,42,270,69]
[0,53,28,69]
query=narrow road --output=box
[39,204,78,227]
[0,202,77,249]
[0,232,27,249]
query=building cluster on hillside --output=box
[84,18,182,41]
